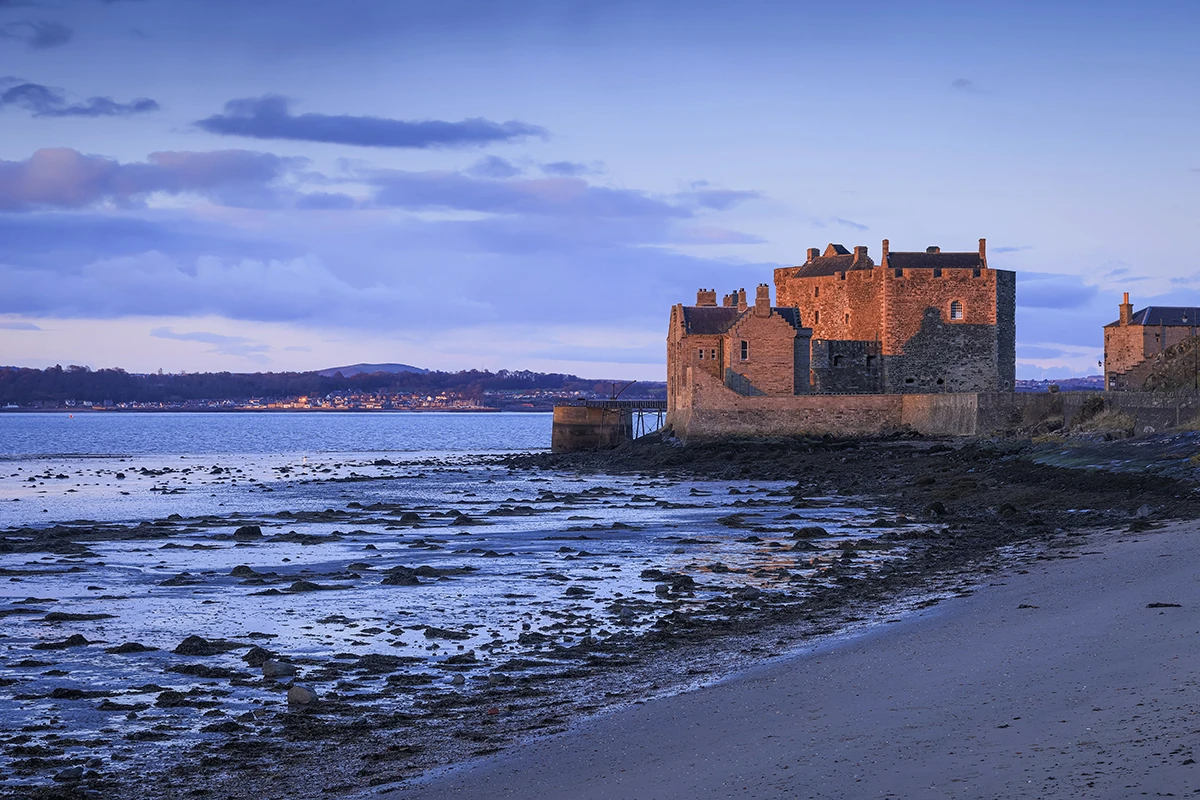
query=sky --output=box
[0,0,1197,380]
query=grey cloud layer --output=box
[195,95,547,149]
[0,79,158,117]
[0,20,71,48]
[0,148,295,211]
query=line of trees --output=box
[0,365,661,405]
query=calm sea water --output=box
[0,411,553,457]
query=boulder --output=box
[287,685,317,706]
[233,525,264,541]
[262,659,298,678]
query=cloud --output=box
[687,188,761,211]
[150,326,270,360]
[832,216,868,231]
[951,77,976,92]
[1018,271,1098,309]
[0,320,40,330]
[465,155,521,179]
[367,169,690,218]
[993,245,1032,254]
[294,191,356,210]
[0,78,159,117]
[540,161,597,177]
[0,147,299,211]
[0,20,72,48]
[195,95,547,149]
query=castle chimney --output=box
[737,288,747,311]
[1119,292,1133,326]
[926,246,941,254]
[881,238,889,267]
[696,288,717,307]
[852,245,867,266]
[722,293,734,307]
[754,283,771,317]
[978,237,987,267]
[806,247,819,263]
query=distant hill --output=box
[317,363,429,377]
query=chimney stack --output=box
[926,246,941,254]
[852,245,867,266]
[881,238,889,266]
[754,283,771,317]
[1119,292,1133,326]
[696,288,717,307]
[737,288,747,311]
[806,247,819,263]
[978,237,987,267]
[722,293,734,307]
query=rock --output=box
[924,501,948,517]
[654,584,671,598]
[1147,602,1182,608]
[355,653,408,673]
[1135,504,1153,519]
[450,673,466,686]
[286,580,325,592]
[262,659,298,678]
[174,635,243,656]
[398,512,422,523]
[287,685,317,706]
[381,567,420,586]
[735,587,762,601]
[53,766,84,782]
[33,634,91,650]
[155,690,188,707]
[230,565,260,578]
[242,646,275,667]
[423,626,472,641]
[233,525,264,541]
[105,642,157,654]
[444,650,477,665]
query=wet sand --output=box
[394,520,1200,799]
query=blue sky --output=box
[0,0,1197,379]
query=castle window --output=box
[698,348,705,360]
[711,348,717,359]
[933,268,942,278]
[844,313,850,324]
[814,286,819,298]
[973,268,982,278]
[950,300,964,320]
[866,355,876,369]
[740,340,749,360]
[833,355,844,367]
[894,269,903,278]
[905,377,915,384]
[814,310,820,324]
[936,378,945,385]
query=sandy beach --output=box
[393,520,1200,800]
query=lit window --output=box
[740,341,749,360]
[950,300,964,320]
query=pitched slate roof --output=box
[680,306,806,335]
[789,254,874,278]
[1106,306,1200,328]
[886,251,985,270]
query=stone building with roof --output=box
[1103,293,1200,390]
[666,238,1016,424]
[667,284,812,408]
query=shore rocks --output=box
[287,685,317,706]
[33,634,91,650]
[174,635,244,657]
[233,525,264,541]
[262,660,299,678]
[105,642,157,654]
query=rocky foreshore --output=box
[2,433,1197,800]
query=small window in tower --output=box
[905,377,915,384]
[844,313,850,324]
[933,268,942,278]
[832,355,844,367]
[710,348,717,359]
[814,310,820,324]
[814,286,819,298]
[740,340,749,360]
[866,355,876,369]
[698,348,705,360]
[950,300,964,320]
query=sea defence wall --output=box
[551,405,633,453]
[1061,391,1200,433]
[668,368,1023,441]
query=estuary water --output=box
[0,412,932,797]
[0,411,553,458]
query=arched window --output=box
[950,300,964,320]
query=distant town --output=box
[0,364,666,412]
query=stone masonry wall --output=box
[883,309,1000,393]
[810,339,883,393]
[773,267,883,342]
[724,311,801,397]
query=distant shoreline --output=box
[0,407,542,414]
